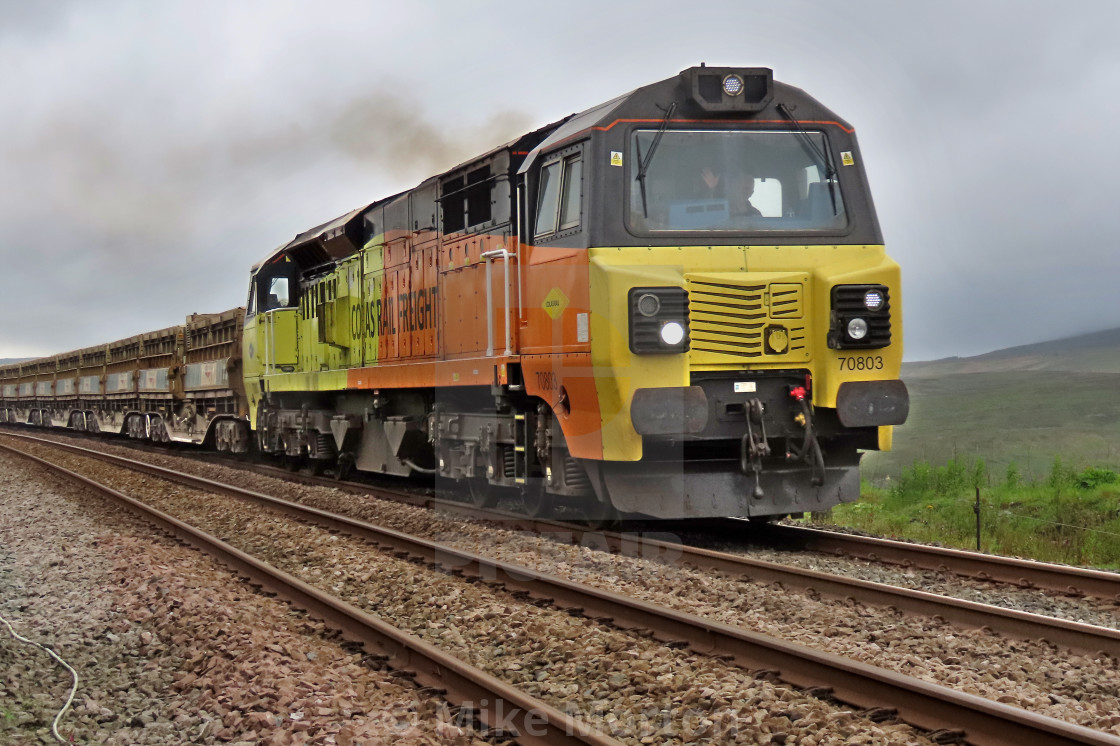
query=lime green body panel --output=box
[243,236,391,427]
[361,238,385,367]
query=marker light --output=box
[847,318,869,341]
[660,321,686,346]
[863,290,884,311]
[722,74,744,97]
[637,293,661,317]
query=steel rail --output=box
[6,434,1119,746]
[0,440,625,746]
[483,516,1120,659]
[6,431,1120,655]
[757,523,1120,601]
[236,455,1120,606]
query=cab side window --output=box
[534,149,583,239]
[268,277,289,309]
[558,156,582,230]
[250,266,298,314]
[534,161,561,236]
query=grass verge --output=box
[813,457,1120,569]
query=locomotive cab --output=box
[511,65,908,518]
[243,254,301,429]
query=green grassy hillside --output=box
[862,327,1120,482]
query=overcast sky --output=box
[2,0,1117,362]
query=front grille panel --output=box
[689,281,766,358]
[686,274,809,362]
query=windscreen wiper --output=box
[777,102,838,215]
[634,102,676,218]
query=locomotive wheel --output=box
[302,460,327,477]
[466,478,498,509]
[520,482,555,519]
[572,493,619,527]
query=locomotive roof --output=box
[249,66,852,276]
[517,92,630,176]
[251,202,375,272]
[251,120,568,274]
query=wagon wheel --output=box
[334,452,355,481]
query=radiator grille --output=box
[686,274,809,363]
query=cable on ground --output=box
[0,611,79,744]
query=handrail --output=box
[481,248,513,356]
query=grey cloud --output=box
[1,0,1119,361]
[0,1,79,41]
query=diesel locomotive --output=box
[0,65,908,520]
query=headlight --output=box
[828,284,892,350]
[637,293,661,317]
[722,74,745,97]
[847,318,869,340]
[629,287,689,354]
[660,321,685,346]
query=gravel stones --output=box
[7,432,1120,741]
[0,450,476,745]
[1,438,940,744]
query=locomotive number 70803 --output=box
[838,355,884,371]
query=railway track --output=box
[751,522,1120,601]
[6,428,1120,627]
[0,436,620,746]
[10,430,1120,656]
[237,455,1120,655]
[2,431,1118,746]
[202,437,1120,605]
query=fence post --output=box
[974,487,981,552]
